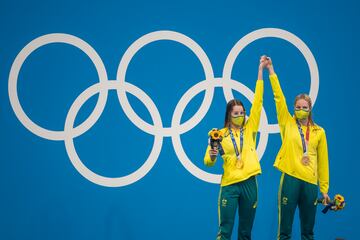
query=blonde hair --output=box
[294,94,315,125]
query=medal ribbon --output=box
[229,127,244,159]
[296,120,310,154]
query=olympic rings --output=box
[8,28,319,187]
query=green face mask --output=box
[231,115,245,126]
[294,109,310,120]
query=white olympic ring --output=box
[8,28,319,187]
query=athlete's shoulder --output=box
[312,123,325,133]
[208,127,227,136]
[219,127,227,133]
[217,127,230,137]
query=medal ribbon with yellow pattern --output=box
[296,120,310,166]
[228,127,244,168]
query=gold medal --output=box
[301,154,310,166]
[236,155,244,169]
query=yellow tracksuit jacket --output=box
[203,80,263,186]
[269,74,329,193]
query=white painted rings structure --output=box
[8,28,319,187]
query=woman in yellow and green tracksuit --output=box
[203,56,268,240]
[266,57,330,240]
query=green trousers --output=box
[277,173,318,240]
[216,176,258,240]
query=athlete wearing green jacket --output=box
[203,56,268,240]
[266,57,330,240]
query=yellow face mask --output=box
[294,109,310,120]
[231,115,245,126]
